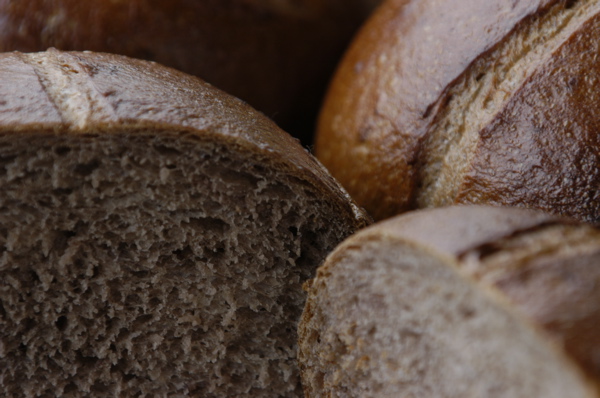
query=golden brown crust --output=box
[0,0,378,141]
[0,49,371,229]
[316,0,600,222]
[455,11,600,223]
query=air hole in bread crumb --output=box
[63,382,77,394]
[74,160,100,176]
[135,314,153,325]
[148,297,162,308]
[55,316,67,331]
[92,381,110,393]
[153,145,182,156]
[52,187,73,196]
[131,270,149,278]
[29,270,40,284]
[54,146,72,156]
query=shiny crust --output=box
[456,10,600,221]
[316,0,600,222]
[0,0,377,139]
[0,49,371,229]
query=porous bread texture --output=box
[418,0,600,208]
[298,208,600,397]
[0,129,355,397]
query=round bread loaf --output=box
[0,0,380,142]
[298,205,600,397]
[0,49,370,397]
[315,0,600,221]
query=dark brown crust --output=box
[315,0,600,222]
[0,50,371,230]
[0,0,377,140]
[455,11,600,223]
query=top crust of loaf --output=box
[371,205,565,256]
[0,0,378,140]
[315,0,600,222]
[0,49,369,228]
[315,0,553,218]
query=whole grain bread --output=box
[315,0,600,222]
[298,205,600,397]
[0,49,370,397]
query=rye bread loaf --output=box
[0,49,370,397]
[298,205,600,397]
[315,0,600,221]
[0,0,380,142]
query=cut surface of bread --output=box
[316,0,600,222]
[298,206,600,397]
[0,50,369,397]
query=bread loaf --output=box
[0,49,370,397]
[0,0,380,142]
[315,0,600,221]
[298,205,600,397]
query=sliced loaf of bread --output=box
[299,205,600,397]
[0,49,369,397]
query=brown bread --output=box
[0,0,380,142]
[0,49,370,397]
[298,205,600,397]
[315,0,600,221]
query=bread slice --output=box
[0,49,369,397]
[298,205,600,397]
[316,0,600,222]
